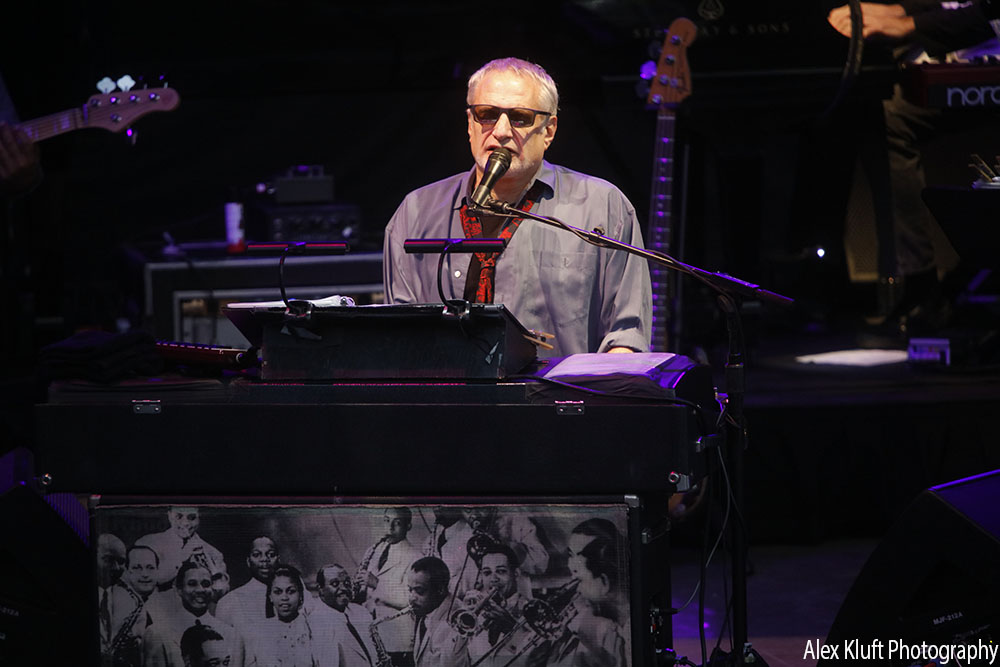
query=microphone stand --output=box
[473,198,793,666]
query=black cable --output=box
[698,453,714,667]
[821,0,865,121]
[715,439,750,548]
[278,248,291,309]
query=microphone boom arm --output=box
[471,199,793,307]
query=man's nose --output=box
[491,112,514,140]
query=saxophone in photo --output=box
[369,605,413,667]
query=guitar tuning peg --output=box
[96,77,116,94]
[635,79,651,100]
[126,127,137,146]
[117,75,136,92]
[639,60,657,81]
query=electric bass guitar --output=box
[16,87,180,142]
[646,18,696,352]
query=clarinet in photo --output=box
[354,535,391,603]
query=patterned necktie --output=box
[459,181,544,304]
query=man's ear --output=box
[543,116,558,148]
[598,572,611,596]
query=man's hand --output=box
[480,600,517,634]
[606,347,634,354]
[828,3,916,40]
[0,122,41,195]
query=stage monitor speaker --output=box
[821,469,1000,666]
[0,482,91,666]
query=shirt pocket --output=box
[537,250,596,325]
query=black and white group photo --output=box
[93,502,633,667]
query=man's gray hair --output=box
[467,57,559,115]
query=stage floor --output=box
[670,539,878,667]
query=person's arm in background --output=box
[828,1,996,55]
[0,72,42,197]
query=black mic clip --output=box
[468,197,521,219]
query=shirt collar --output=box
[534,160,556,197]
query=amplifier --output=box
[262,203,361,243]
[141,251,383,346]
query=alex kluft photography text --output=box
[803,638,998,664]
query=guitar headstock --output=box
[645,17,697,110]
[82,87,181,133]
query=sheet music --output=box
[542,352,677,379]
[225,294,357,309]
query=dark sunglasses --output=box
[468,105,552,128]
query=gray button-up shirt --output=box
[383,161,652,357]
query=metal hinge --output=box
[554,400,584,415]
[132,399,162,415]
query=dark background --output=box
[1,0,993,366]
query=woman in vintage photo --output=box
[249,564,327,667]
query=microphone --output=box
[470,148,512,208]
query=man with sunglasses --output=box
[383,57,651,356]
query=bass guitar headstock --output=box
[643,18,697,111]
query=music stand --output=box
[224,302,538,381]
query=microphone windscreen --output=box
[490,147,512,169]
